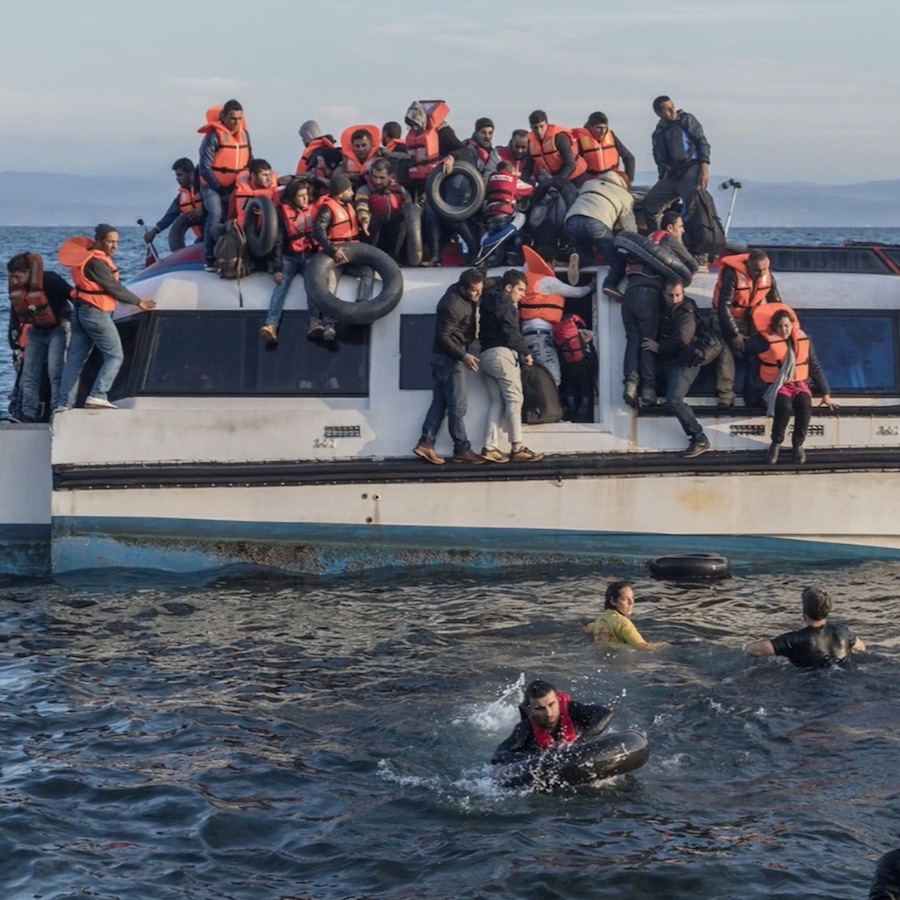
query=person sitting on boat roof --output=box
[621,211,698,409]
[643,95,710,231]
[260,179,319,345]
[7,253,73,422]
[744,304,838,465]
[381,121,409,181]
[461,117,500,175]
[198,100,252,272]
[355,158,410,264]
[642,279,726,459]
[310,174,360,343]
[485,129,530,180]
[311,148,345,201]
[56,225,156,411]
[491,679,613,764]
[522,110,587,186]
[142,159,203,248]
[585,581,668,650]
[573,111,636,185]
[479,269,544,463]
[412,267,486,466]
[745,584,865,668]
[711,249,783,408]
[564,169,635,301]
[294,120,336,176]
[338,125,385,186]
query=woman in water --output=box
[585,580,667,650]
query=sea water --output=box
[1,226,899,898]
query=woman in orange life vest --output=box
[260,179,320,345]
[6,252,73,421]
[745,305,838,465]
[491,680,614,764]
[143,158,204,246]
[198,100,252,269]
[57,225,156,411]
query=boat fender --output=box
[167,214,198,252]
[614,231,693,284]
[243,196,279,258]
[304,243,404,325]
[497,730,650,790]
[648,553,731,580]
[425,159,486,223]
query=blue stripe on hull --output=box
[0,524,52,577]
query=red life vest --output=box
[529,691,578,749]
[573,127,622,178]
[521,245,564,323]
[320,196,359,243]
[365,182,405,220]
[712,253,772,319]
[280,200,318,255]
[68,245,120,313]
[552,314,587,364]
[295,135,336,174]
[527,124,587,181]
[751,303,809,383]
[340,124,382,177]
[484,171,519,218]
[198,105,251,189]
[177,184,203,238]
[8,253,58,328]
[497,145,527,178]
[231,171,280,230]
[406,100,450,182]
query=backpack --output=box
[213,221,252,280]
[683,188,726,257]
[521,362,564,425]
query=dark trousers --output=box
[419,353,471,453]
[643,163,702,230]
[665,363,704,439]
[771,391,812,446]
[622,284,661,390]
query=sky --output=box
[3,0,899,185]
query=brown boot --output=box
[413,444,445,465]
[452,448,485,465]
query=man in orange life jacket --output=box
[143,159,203,247]
[57,225,156,411]
[575,111,635,184]
[491,679,613,764]
[295,120,336,177]
[198,100,252,271]
[7,253,73,421]
[355,158,410,262]
[522,110,586,186]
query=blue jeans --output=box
[21,320,70,418]
[201,185,228,261]
[419,353,471,453]
[265,256,304,327]
[565,215,625,284]
[58,302,124,407]
[622,283,661,391]
[665,362,704,440]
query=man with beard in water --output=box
[491,679,612,763]
[744,584,866,668]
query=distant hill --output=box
[2,170,900,228]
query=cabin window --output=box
[759,246,894,274]
[113,312,370,397]
[399,314,436,390]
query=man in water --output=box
[744,584,866,668]
[491,679,612,763]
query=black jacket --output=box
[432,282,477,360]
[651,110,710,177]
[478,286,531,355]
[715,269,783,341]
[657,296,721,367]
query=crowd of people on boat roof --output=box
[6,95,835,465]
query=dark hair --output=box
[94,223,116,241]
[350,128,371,143]
[664,277,685,292]
[802,585,832,620]
[524,679,556,703]
[604,580,632,609]
[497,160,515,173]
[459,268,485,291]
[652,95,671,115]
[511,128,529,142]
[7,253,30,274]
[660,210,683,231]
[282,178,311,207]
[586,111,608,127]
[382,121,402,141]
[222,99,243,115]
[502,268,527,289]
[770,309,794,331]
[369,157,393,175]
[748,248,769,266]
[172,158,195,172]
[528,109,548,127]
[475,117,494,132]
[249,158,272,176]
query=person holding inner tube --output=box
[585,581,668,650]
[744,304,837,464]
[745,584,865,668]
[491,680,614,764]
[143,159,203,249]
[228,159,280,266]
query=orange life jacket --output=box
[712,253,772,319]
[295,135,336,174]
[527,124,587,181]
[320,196,359,243]
[198,105,251,188]
[383,137,407,154]
[340,124,382,177]
[406,100,450,182]
[177,184,204,238]
[573,127,622,178]
[520,245,565,323]
[231,171,280,230]
[8,253,58,328]
[280,200,318,255]
[66,241,120,313]
[751,303,809,382]
[529,691,578,749]
[552,314,588,364]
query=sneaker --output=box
[480,447,510,464]
[717,398,734,410]
[567,252,580,285]
[641,389,658,407]
[766,442,780,465]
[623,383,639,408]
[307,318,325,341]
[510,446,544,462]
[793,446,807,465]
[413,443,445,465]
[259,324,278,344]
[682,437,710,459]
[203,259,217,273]
[602,283,624,301]
[322,321,337,343]
[452,448,486,465]
[84,397,118,410]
